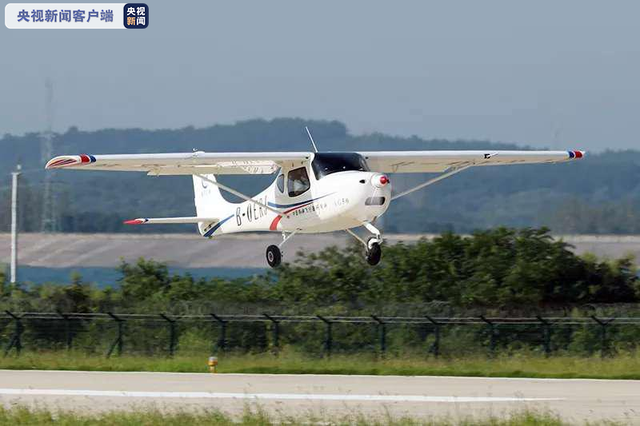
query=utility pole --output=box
[41,78,56,232]
[10,165,21,284]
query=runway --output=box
[0,371,638,423]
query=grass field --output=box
[1,351,640,379]
[0,406,595,426]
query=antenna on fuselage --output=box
[305,126,319,153]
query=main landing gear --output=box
[267,225,383,268]
[346,222,383,266]
[266,231,298,268]
[266,245,281,268]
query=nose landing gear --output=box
[346,222,384,266]
[366,237,382,266]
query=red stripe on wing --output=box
[123,219,147,225]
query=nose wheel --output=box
[366,237,382,266]
[266,245,282,268]
[346,223,384,266]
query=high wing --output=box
[360,150,584,173]
[46,150,584,175]
[45,152,312,175]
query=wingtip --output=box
[46,156,80,169]
[45,154,96,169]
[123,218,147,225]
[568,150,586,159]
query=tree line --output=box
[1,228,637,315]
[2,227,638,356]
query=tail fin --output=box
[192,174,233,235]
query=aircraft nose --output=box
[371,174,390,188]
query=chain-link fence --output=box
[2,311,638,358]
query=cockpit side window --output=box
[287,167,311,197]
[276,174,285,193]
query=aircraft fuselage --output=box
[198,167,391,237]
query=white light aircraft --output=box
[46,129,584,268]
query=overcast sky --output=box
[2,0,639,151]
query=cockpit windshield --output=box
[311,153,370,180]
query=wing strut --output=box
[391,164,472,201]
[195,174,284,217]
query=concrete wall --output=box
[0,233,638,269]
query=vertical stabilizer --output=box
[192,174,232,235]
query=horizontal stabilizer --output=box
[123,217,219,225]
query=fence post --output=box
[317,315,332,357]
[480,315,497,357]
[371,315,386,356]
[160,314,177,357]
[263,313,280,353]
[106,312,124,358]
[536,316,552,356]
[591,315,615,358]
[3,311,23,357]
[425,315,441,358]
[210,314,227,353]
[57,310,73,351]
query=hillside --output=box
[1,118,639,234]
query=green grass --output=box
[2,350,640,379]
[0,405,601,426]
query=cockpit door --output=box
[286,166,312,197]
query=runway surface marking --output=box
[0,388,562,403]
[7,370,635,382]
[2,371,636,422]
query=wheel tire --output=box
[266,245,282,268]
[366,242,382,266]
